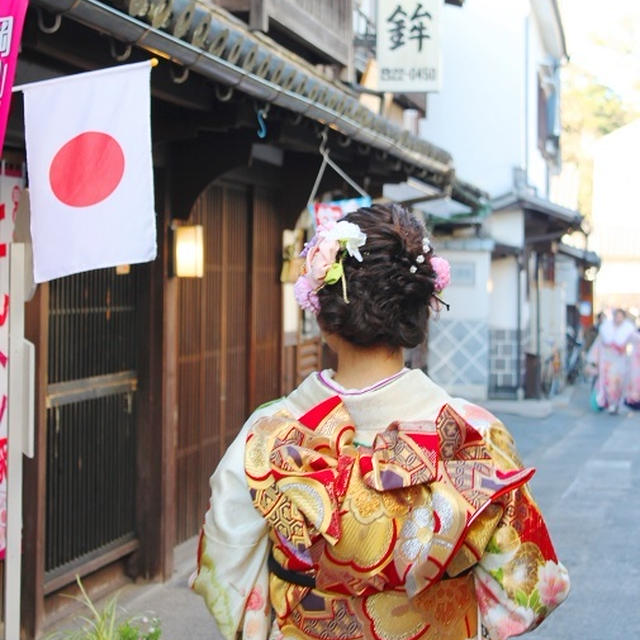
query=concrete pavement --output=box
[498,384,640,639]
[49,382,640,639]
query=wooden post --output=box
[5,244,35,640]
[21,282,48,639]
[134,161,177,580]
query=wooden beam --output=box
[216,0,250,11]
[169,132,254,220]
[43,539,139,595]
[22,283,49,639]
[160,171,179,579]
[249,0,268,31]
[262,0,351,66]
[21,14,215,112]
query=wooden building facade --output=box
[2,1,484,636]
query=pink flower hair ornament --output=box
[294,221,367,312]
[293,223,452,314]
[430,256,451,293]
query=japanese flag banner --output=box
[20,60,157,282]
[0,0,28,155]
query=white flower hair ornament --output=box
[294,221,367,313]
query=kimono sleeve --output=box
[192,403,282,640]
[586,335,601,368]
[451,400,570,640]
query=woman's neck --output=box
[331,341,405,390]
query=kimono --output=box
[588,319,635,411]
[625,331,640,409]
[192,369,569,640]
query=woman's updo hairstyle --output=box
[317,203,437,349]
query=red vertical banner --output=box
[0,0,29,154]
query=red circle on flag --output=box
[49,132,125,207]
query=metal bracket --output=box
[307,128,368,212]
[37,7,62,34]
[255,102,270,139]
[170,64,190,84]
[215,84,234,102]
[109,38,133,62]
[318,128,328,155]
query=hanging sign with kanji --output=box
[376,0,442,93]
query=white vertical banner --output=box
[376,0,442,93]
[0,161,23,560]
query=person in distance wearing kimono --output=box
[588,308,635,414]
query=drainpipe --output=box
[516,253,524,399]
[535,251,542,397]
[523,13,530,181]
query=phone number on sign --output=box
[380,67,438,82]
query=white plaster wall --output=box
[489,258,518,329]
[591,119,640,307]
[526,12,551,196]
[596,261,640,295]
[418,0,526,196]
[418,0,554,198]
[433,249,491,322]
[592,120,640,238]
[529,283,566,358]
[555,255,579,306]
[484,209,525,247]
[282,283,298,334]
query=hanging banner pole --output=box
[5,242,26,640]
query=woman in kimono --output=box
[588,309,635,414]
[192,204,569,640]
[624,326,640,410]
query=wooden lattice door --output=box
[175,181,282,543]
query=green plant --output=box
[46,577,162,640]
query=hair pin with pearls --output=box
[409,237,431,273]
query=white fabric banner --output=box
[0,161,24,559]
[21,60,157,282]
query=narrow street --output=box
[115,383,640,639]
[494,384,640,639]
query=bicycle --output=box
[565,327,584,384]
[541,345,562,398]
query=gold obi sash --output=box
[244,396,534,640]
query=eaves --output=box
[492,190,582,230]
[33,0,490,207]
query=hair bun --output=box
[317,203,437,348]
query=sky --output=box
[558,1,640,304]
[559,0,640,107]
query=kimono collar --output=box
[600,318,635,346]
[284,368,452,437]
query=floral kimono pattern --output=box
[588,319,635,410]
[625,331,640,409]
[192,371,569,640]
[242,396,568,640]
